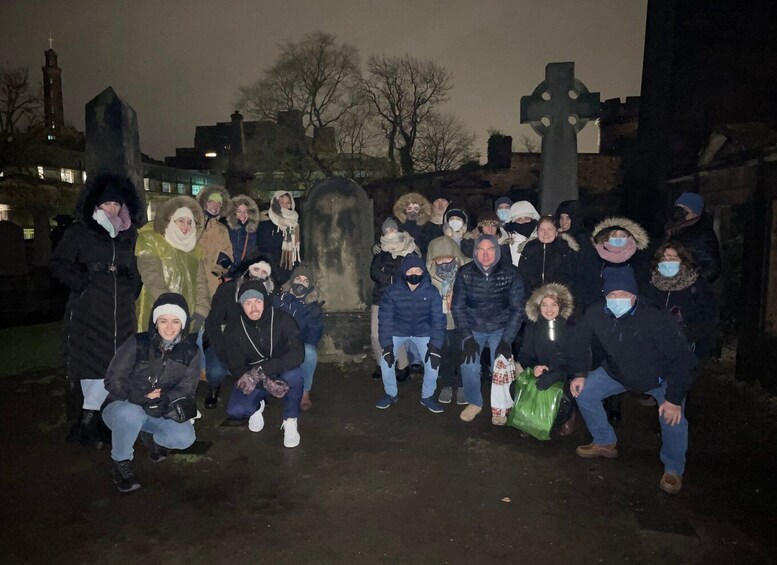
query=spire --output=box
[48,32,54,50]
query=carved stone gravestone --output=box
[521,62,600,214]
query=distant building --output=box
[42,38,65,142]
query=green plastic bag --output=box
[507,367,563,440]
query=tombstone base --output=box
[318,311,371,363]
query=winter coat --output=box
[569,299,698,405]
[554,199,592,250]
[503,201,540,266]
[274,292,324,346]
[256,193,302,285]
[518,283,575,378]
[426,235,471,330]
[204,269,254,360]
[441,207,476,257]
[393,192,432,254]
[378,255,446,349]
[103,293,200,409]
[517,234,579,296]
[451,251,526,343]
[665,216,721,283]
[370,233,420,305]
[196,185,233,296]
[223,301,305,378]
[135,196,211,331]
[225,195,260,275]
[50,176,143,381]
[643,266,720,358]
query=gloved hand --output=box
[382,346,395,368]
[127,385,150,406]
[425,344,442,371]
[143,393,169,418]
[235,366,263,395]
[536,369,563,391]
[190,313,206,334]
[495,340,513,360]
[461,336,480,364]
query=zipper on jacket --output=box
[541,244,547,284]
[111,240,118,352]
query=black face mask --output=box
[405,273,424,285]
[671,207,688,223]
[513,220,537,238]
[291,283,309,297]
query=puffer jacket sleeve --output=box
[428,289,446,349]
[501,270,526,343]
[378,285,397,349]
[49,226,90,292]
[451,268,473,337]
[305,302,324,346]
[104,335,138,401]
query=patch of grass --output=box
[0,322,62,377]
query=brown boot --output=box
[575,442,618,459]
[460,405,482,422]
[300,391,312,411]
[558,411,577,437]
[660,472,682,494]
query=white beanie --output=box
[152,304,187,327]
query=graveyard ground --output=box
[1,349,775,564]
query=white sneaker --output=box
[248,400,266,432]
[281,418,300,448]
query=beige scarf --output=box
[267,194,300,270]
[164,207,197,252]
[380,231,417,258]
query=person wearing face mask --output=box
[102,293,199,492]
[516,283,578,435]
[495,197,513,226]
[196,185,233,296]
[643,242,719,360]
[135,196,211,335]
[376,255,446,412]
[664,192,721,283]
[517,216,579,296]
[225,194,260,278]
[475,211,512,260]
[370,217,420,380]
[568,265,697,495]
[274,264,324,411]
[423,192,450,243]
[257,191,302,284]
[426,235,471,406]
[442,206,475,257]
[503,200,541,265]
[392,192,433,255]
[51,173,143,449]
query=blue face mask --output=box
[608,237,628,247]
[657,261,681,277]
[606,297,633,318]
[496,209,511,222]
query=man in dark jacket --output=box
[223,281,305,448]
[665,192,721,283]
[568,266,697,495]
[377,255,446,412]
[452,234,526,422]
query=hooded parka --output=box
[426,235,471,330]
[393,192,433,254]
[256,191,301,284]
[225,194,260,275]
[196,185,233,296]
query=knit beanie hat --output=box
[96,183,126,206]
[382,217,399,233]
[602,265,638,296]
[238,280,268,305]
[674,192,704,216]
[495,196,513,209]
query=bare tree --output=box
[361,55,452,176]
[334,102,385,178]
[0,67,42,138]
[517,133,540,153]
[415,112,477,172]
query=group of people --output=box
[51,174,321,493]
[370,190,720,494]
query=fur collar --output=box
[152,196,204,237]
[592,216,650,250]
[650,263,699,291]
[226,195,260,233]
[525,283,574,322]
[559,232,580,252]
[393,192,432,226]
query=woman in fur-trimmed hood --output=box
[393,192,432,253]
[257,191,300,284]
[226,194,261,276]
[197,185,234,296]
[50,173,143,448]
[135,195,210,332]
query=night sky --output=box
[1,0,647,160]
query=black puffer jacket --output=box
[517,235,579,296]
[518,283,575,377]
[666,217,721,283]
[103,293,200,410]
[370,252,405,305]
[223,281,305,377]
[50,174,142,380]
[451,236,526,343]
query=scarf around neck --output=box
[268,204,300,270]
[595,237,637,264]
[93,205,131,238]
[380,231,416,258]
[165,218,197,252]
[651,263,698,291]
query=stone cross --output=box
[85,87,146,222]
[48,33,54,50]
[520,62,600,214]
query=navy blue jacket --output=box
[378,256,446,349]
[451,255,526,343]
[273,291,324,347]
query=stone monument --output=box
[302,177,373,360]
[521,62,600,214]
[85,87,146,222]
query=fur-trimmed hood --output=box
[76,173,143,233]
[226,194,260,233]
[152,195,205,237]
[393,192,432,226]
[559,232,580,252]
[197,185,233,220]
[525,283,574,322]
[592,216,649,250]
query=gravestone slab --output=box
[521,62,600,214]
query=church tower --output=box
[42,35,64,141]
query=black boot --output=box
[396,366,410,383]
[204,384,221,409]
[111,459,141,493]
[139,431,168,463]
[77,410,104,449]
[605,395,623,424]
[371,366,382,379]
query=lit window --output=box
[177,183,185,194]
[60,169,74,183]
[23,228,35,240]
[143,178,150,191]
[47,134,55,141]
[37,166,44,179]
[162,182,171,193]
[205,151,217,158]
[191,184,203,196]
[82,171,87,183]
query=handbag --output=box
[164,396,198,423]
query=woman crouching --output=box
[103,293,199,493]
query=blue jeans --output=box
[576,367,689,475]
[205,346,231,388]
[459,330,503,407]
[102,400,195,462]
[301,343,318,392]
[226,367,304,420]
[380,336,439,398]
